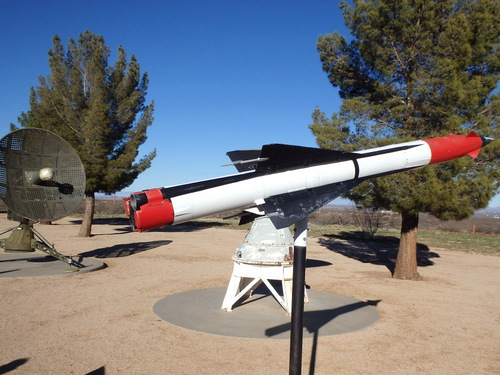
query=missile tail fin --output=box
[465,131,492,157]
[225,149,263,172]
[466,131,479,138]
[255,144,354,173]
[226,144,355,174]
[466,132,481,158]
[467,148,481,159]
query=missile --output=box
[124,131,492,232]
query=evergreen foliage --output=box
[20,30,156,195]
[310,0,499,278]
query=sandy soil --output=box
[1,215,499,375]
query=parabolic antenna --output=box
[0,128,85,221]
[0,128,86,267]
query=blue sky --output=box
[1,0,499,208]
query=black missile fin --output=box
[255,144,356,173]
[261,179,364,229]
[225,149,263,172]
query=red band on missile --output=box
[423,132,483,165]
[132,189,175,232]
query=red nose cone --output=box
[424,131,486,165]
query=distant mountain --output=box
[474,207,500,219]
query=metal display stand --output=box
[221,216,308,315]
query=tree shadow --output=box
[69,218,228,234]
[69,218,129,226]
[78,240,172,258]
[148,221,228,232]
[69,218,133,236]
[318,231,439,274]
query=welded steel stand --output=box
[289,217,308,375]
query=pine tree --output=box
[310,0,500,279]
[20,30,156,236]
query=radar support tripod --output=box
[0,217,82,269]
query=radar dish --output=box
[0,128,86,269]
[0,128,86,222]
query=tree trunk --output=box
[78,192,95,237]
[393,212,421,280]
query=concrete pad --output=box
[0,253,105,278]
[153,287,379,339]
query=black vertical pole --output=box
[289,218,308,375]
[289,245,306,375]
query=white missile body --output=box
[124,132,491,232]
[171,140,429,223]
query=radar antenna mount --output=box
[0,128,86,269]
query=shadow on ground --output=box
[70,217,129,226]
[70,218,227,233]
[318,231,439,274]
[0,358,29,374]
[306,259,332,268]
[149,221,228,232]
[79,240,172,258]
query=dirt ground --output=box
[1,214,499,375]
